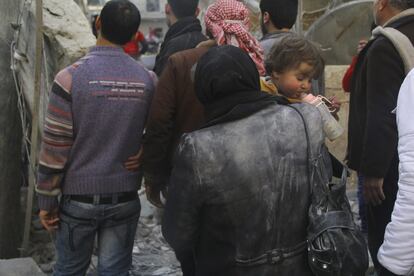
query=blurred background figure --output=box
[153,0,205,76]
[146,27,164,54]
[123,30,149,59]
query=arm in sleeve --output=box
[162,134,202,257]
[342,56,358,92]
[360,39,404,177]
[143,69,158,122]
[378,71,414,275]
[153,46,172,77]
[36,68,74,211]
[142,57,177,187]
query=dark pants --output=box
[365,157,399,275]
[379,267,402,276]
[176,250,196,276]
[357,174,368,233]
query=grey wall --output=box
[0,0,23,258]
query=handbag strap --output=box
[308,210,356,240]
[286,105,348,197]
[285,105,314,195]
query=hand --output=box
[326,96,341,120]
[124,147,143,172]
[357,40,368,53]
[145,182,166,208]
[363,177,385,206]
[39,208,59,232]
[328,96,341,111]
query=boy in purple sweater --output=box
[36,1,155,274]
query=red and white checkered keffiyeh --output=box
[204,0,266,76]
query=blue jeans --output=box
[54,196,140,276]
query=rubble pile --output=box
[13,0,94,130]
[130,192,182,276]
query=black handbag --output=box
[290,105,369,276]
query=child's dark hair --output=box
[266,35,324,78]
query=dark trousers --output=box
[176,250,196,276]
[379,267,402,276]
[357,174,368,233]
[365,158,399,275]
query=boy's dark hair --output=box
[266,35,324,78]
[260,0,298,30]
[168,0,199,19]
[100,0,141,45]
[389,0,414,10]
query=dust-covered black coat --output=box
[162,102,326,276]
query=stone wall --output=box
[325,65,349,162]
[0,0,23,259]
[14,0,95,129]
[324,65,358,186]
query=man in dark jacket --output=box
[153,0,206,76]
[142,45,209,208]
[347,0,414,274]
[162,45,325,276]
[259,0,298,58]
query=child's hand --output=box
[325,96,341,120]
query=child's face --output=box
[271,62,314,99]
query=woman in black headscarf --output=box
[194,45,284,128]
[163,45,321,276]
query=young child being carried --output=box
[261,35,344,141]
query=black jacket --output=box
[153,17,206,76]
[162,103,325,276]
[162,46,327,276]
[347,12,414,177]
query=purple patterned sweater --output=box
[37,46,156,211]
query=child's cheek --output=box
[284,81,300,94]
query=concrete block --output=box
[0,258,46,276]
[325,65,349,163]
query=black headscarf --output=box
[194,45,286,128]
